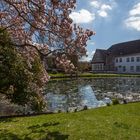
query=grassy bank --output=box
[49,73,140,79]
[0,102,140,140]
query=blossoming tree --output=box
[0,0,95,110]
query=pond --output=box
[44,77,140,112]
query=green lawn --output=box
[49,72,140,79]
[0,103,140,140]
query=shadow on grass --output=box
[28,122,60,130]
[0,130,22,140]
[0,129,69,140]
[0,122,69,140]
[44,131,69,140]
[113,122,130,129]
[27,122,69,139]
[26,122,60,134]
[0,118,18,123]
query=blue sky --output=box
[69,0,140,61]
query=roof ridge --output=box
[110,39,140,48]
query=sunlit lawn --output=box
[49,72,140,78]
[0,102,140,140]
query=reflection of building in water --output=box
[79,85,106,108]
[89,78,140,93]
[115,78,140,93]
[45,78,140,112]
[45,84,106,112]
[91,40,140,74]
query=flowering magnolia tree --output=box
[0,0,95,111]
[0,0,95,72]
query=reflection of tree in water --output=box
[45,79,82,111]
[45,79,79,95]
[45,77,140,96]
[44,77,140,112]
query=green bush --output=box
[112,99,120,105]
[106,103,111,106]
[0,28,46,112]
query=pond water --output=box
[44,77,140,112]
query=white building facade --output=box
[115,53,140,74]
[92,63,104,71]
[91,40,140,74]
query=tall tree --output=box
[0,0,95,73]
[0,0,95,110]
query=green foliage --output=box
[106,103,111,106]
[0,29,31,104]
[0,28,45,111]
[31,56,44,87]
[112,98,120,105]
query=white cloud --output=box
[69,9,95,24]
[91,50,95,56]
[88,41,95,45]
[129,3,140,16]
[125,2,140,31]
[101,4,112,10]
[90,1,100,8]
[80,50,95,62]
[98,10,108,17]
[98,4,112,17]
[90,1,114,18]
[125,17,140,31]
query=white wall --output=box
[92,63,104,71]
[115,53,140,73]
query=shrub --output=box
[0,28,48,112]
[106,103,111,106]
[112,99,120,105]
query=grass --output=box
[49,73,66,77]
[0,102,140,140]
[49,72,140,79]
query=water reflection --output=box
[45,85,106,112]
[44,77,140,112]
[79,85,106,108]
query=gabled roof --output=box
[107,39,140,56]
[91,39,140,63]
[91,49,107,63]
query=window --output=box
[93,65,96,70]
[136,66,140,72]
[99,64,101,70]
[126,57,130,62]
[96,65,98,70]
[131,57,134,62]
[119,58,122,62]
[95,65,97,70]
[130,66,134,71]
[100,64,103,70]
[116,58,118,63]
[123,66,126,72]
[136,57,140,62]
[97,65,99,70]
